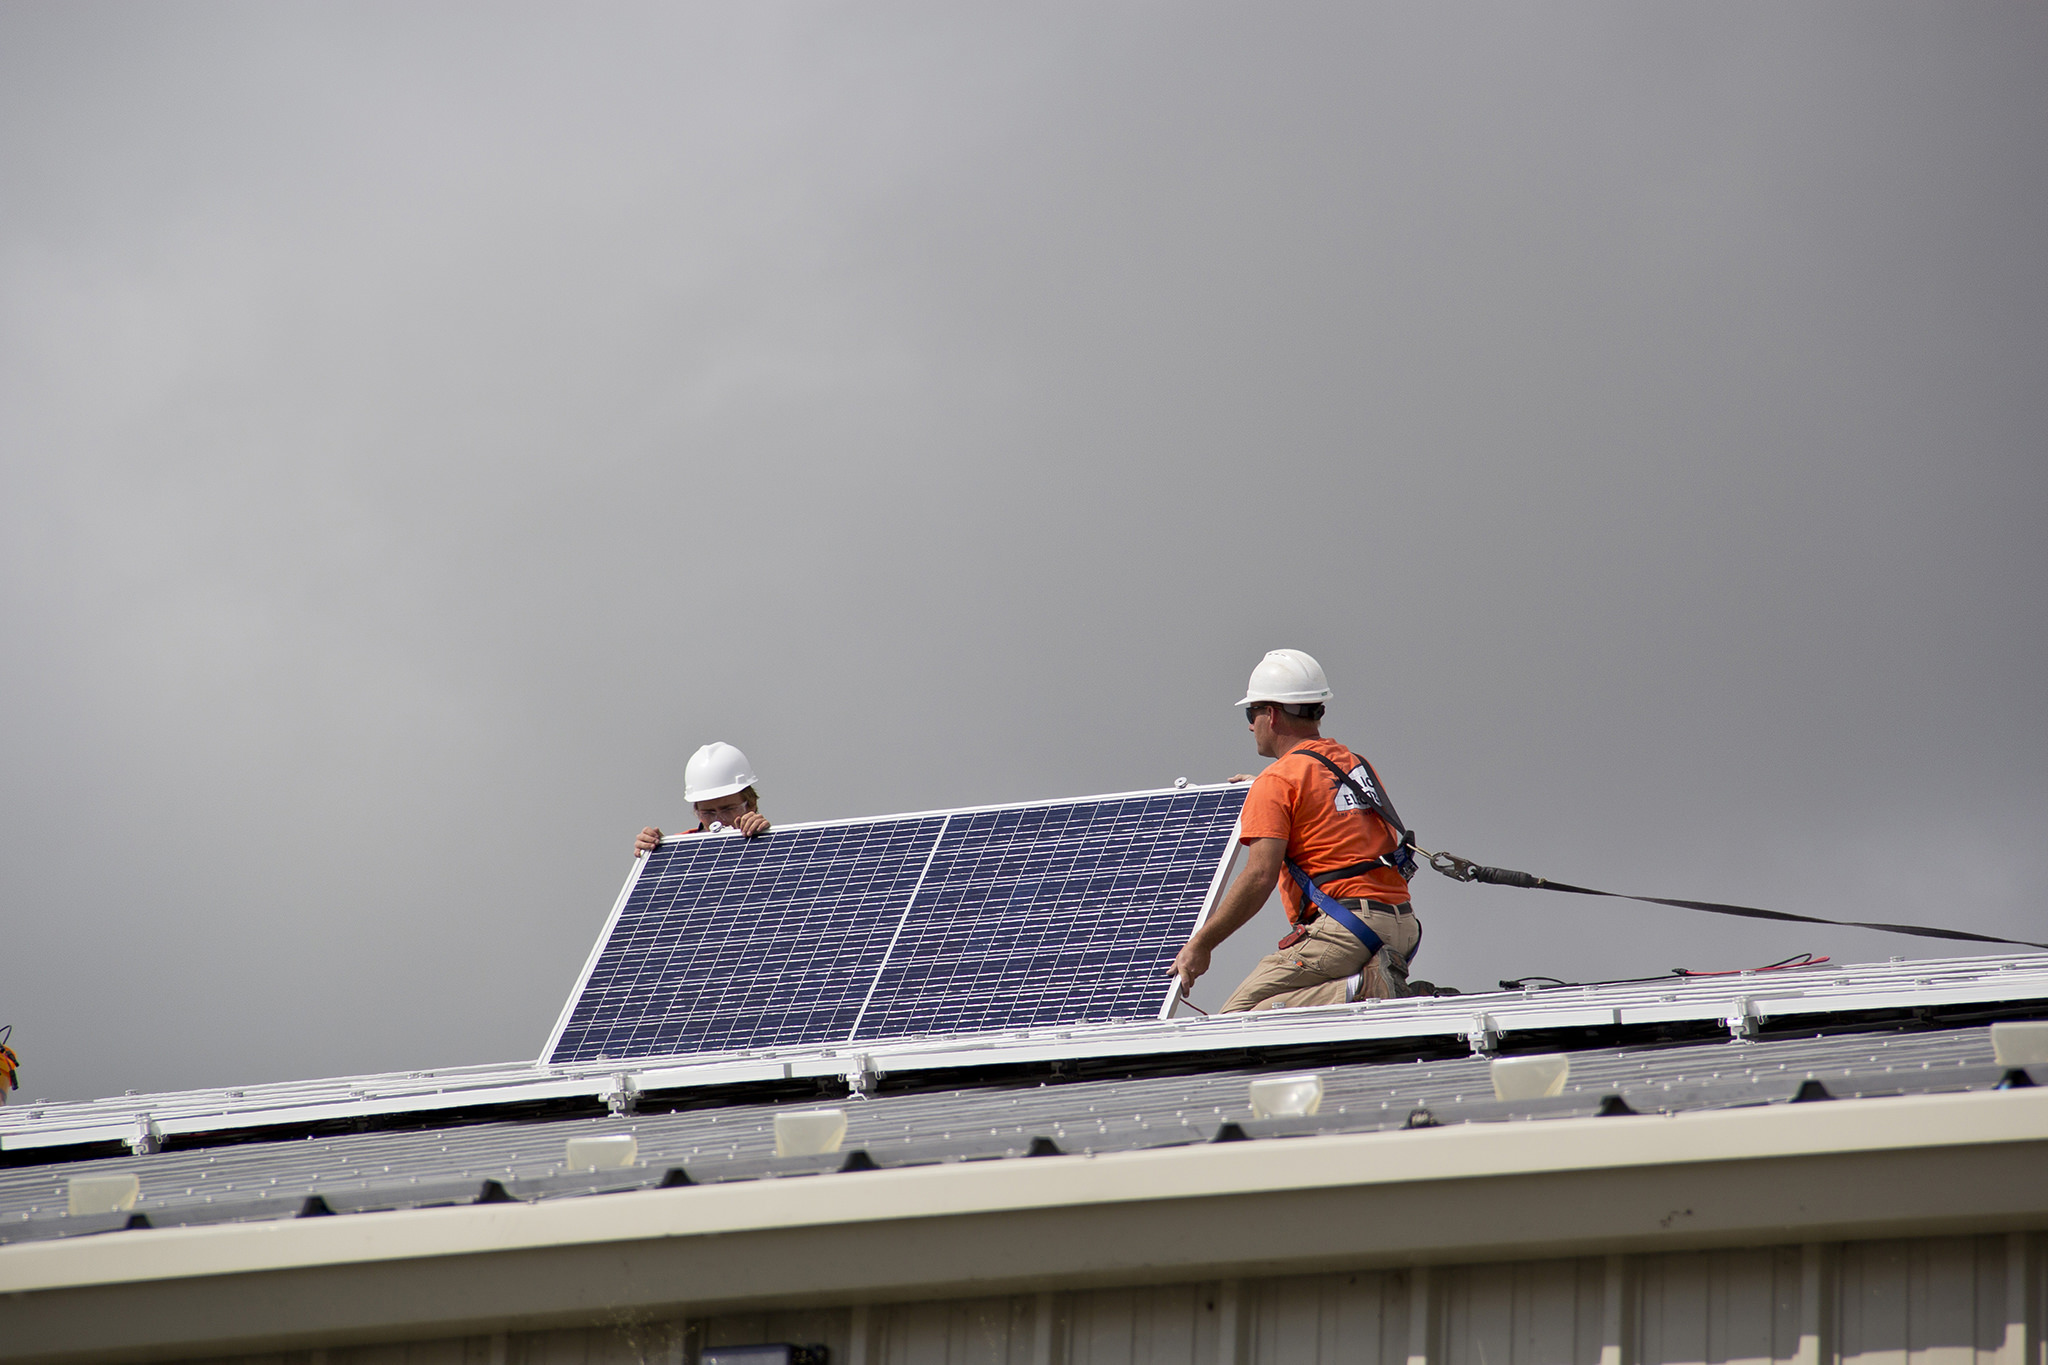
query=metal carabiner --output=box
[1409,840,1481,882]
[1426,849,1481,882]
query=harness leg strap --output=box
[1284,861,1386,955]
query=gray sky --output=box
[3,2,2043,1102]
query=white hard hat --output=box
[1236,649,1333,707]
[683,741,758,803]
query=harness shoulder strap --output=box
[1293,746,1408,833]
[1289,746,1416,884]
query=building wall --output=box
[199,1234,2043,1365]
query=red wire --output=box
[1674,952,1830,978]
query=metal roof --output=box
[5,950,2044,1157]
[2,1020,2038,1244]
[9,1080,2043,1365]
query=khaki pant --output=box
[1220,904,1422,1014]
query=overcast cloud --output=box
[2,2,2043,1101]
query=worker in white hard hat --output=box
[1170,649,1423,1011]
[634,741,771,855]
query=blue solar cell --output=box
[549,816,946,1063]
[851,790,1244,1040]
[546,786,1245,1065]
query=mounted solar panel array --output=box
[8,951,2047,1157]
[544,785,1248,1065]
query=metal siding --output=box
[513,1326,603,1365]
[710,1311,853,1361]
[2034,1237,2047,1365]
[401,1341,472,1365]
[1637,1249,1801,1365]
[1064,1287,1213,1365]
[1242,1271,1409,1365]
[328,1345,416,1365]
[1837,1238,2006,1365]
[502,1325,685,1365]
[878,1296,1037,1365]
[1438,1259,1602,1365]
[161,1235,2045,1365]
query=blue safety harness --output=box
[1284,861,1389,954]
[1281,747,1418,957]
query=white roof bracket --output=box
[845,1054,882,1099]
[1725,997,1762,1041]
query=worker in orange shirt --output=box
[1170,649,1421,1011]
[634,741,772,855]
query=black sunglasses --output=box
[1244,704,1269,723]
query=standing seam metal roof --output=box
[1,1023,2034,1240]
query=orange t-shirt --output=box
[1239,738,1410,923]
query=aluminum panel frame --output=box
[538,843,656,1064]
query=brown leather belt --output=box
[1303,899,1412,923]
[1280,900,1412,949]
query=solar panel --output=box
[851,791,1246,1040]
[548,816,947,1061]
[544,786,1246,1065]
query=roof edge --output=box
[4,1088,2045,1362]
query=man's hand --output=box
[1167,837,1287,1000]
[635,827,663,856]
[1227,774,1256,783]
[734,811,771,838]
[1170,940,1212,997]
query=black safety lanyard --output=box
[1278,749,2048,954]
[1418,848,2048,952]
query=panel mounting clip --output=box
[1724,998,1761,1042]
[1466,1014,1500,1056]
[844,1054,882,1099]
[127,1113,161,1156]
[605,1072,640,1116]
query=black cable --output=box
[1500,971,1679,990]
[1426,851,2048,952]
